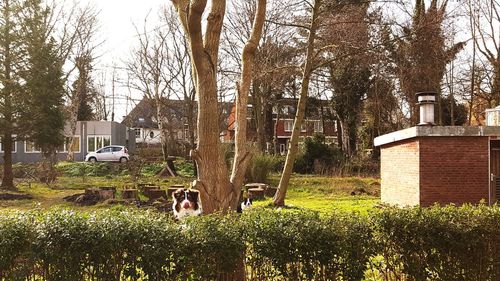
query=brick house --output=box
[224,98,338,154]
[374,126,500,206]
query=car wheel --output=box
[119,157,128,163]
[89,157,97,163]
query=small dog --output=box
[172,188,203,220]
[237,189,253,213]
[237,197,253,213]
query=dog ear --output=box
[172,188,184,201]
[190,190,199,201]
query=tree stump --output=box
[147,189,167,201]
[98,189,115,200]
[142,185,160,196]
[245,183,268,191]
[85,188,99,196]
[122,189,139,200]
[248,188,265,200]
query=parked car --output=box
[85,146,129,163]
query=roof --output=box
[374,126,500,147]
[122,97,232,130]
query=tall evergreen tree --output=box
[21,0,65,160]
[0,0,25,189]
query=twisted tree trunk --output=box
[172,0,266,213]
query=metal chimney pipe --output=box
[416,92,437,126]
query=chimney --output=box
[416,91,437,126]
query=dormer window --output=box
[138,117,145,122]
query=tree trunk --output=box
[173,0,266,213]
[1,132,15,190]
[273,0,320,206]
[1,0,15,190]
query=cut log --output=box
[146,189,167,201]
[122,189,139,200]
[248,187,265,200]
[98,189,115,200]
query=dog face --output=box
[240,197,253,211]
[172,188,202,220]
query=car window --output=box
[112,147,122,152]
[100,147,112,153]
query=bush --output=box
[374,204,500,280]
[245,154,283,183]
[242,209,374,280]
[0,205,499,280]
[294,134,344,174]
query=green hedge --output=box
[0,205,499,280]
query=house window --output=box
[25,141,41,153]
[87,136,111,152]
[149,131,155,139]
[284,120,293,132]
[313,121,323,133]
[0,138,16,153]
[134,128,141,138]
[184,129,189,140]
[59,136,81,153]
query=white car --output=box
[85,145,129,163]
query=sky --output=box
[74,0,473,122]
[79,0,168,122]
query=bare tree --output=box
[126,12,179,160]
[171,0,266,213]
[465,0,500,114]
[273,0,321,206]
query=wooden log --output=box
[245,183,268,191]
[98,189,115,200]
[99,186,117,192]
[85,188,99,196]
[142,185,160,196]
[122,189,139,200]
[147,189,167,201]
[248,187,265,200]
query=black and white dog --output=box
[172,188,203,220]
[237,190,253,213]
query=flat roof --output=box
[374,126,500,147]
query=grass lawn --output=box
[0,172,380,214]
[253,174,380,215]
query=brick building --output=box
[224,98,338,154]
[374,126,500,206]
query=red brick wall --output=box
[380,139,420,206]
[419,137,489,206]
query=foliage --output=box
[175,159,195,178]
[441,94,468,126]
[374,204,500,280]
[294,134,344,174]
[0,205,497,280]
[246,154,283,183]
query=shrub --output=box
[245,154,283,183]
[294,134,344,174]
[373,204,500,280]
[0,206,499,280]
[241,209,374,280]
